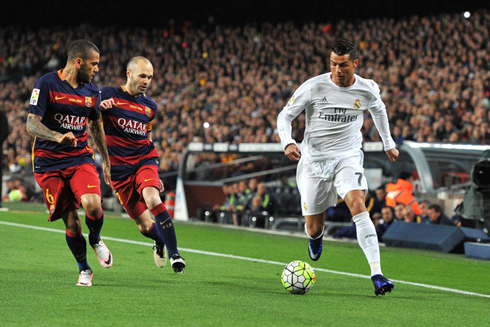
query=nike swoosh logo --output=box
[308,246,319,260]
[159,218,171,226]
[55,96,66,100]
[144,178,154,182]
[87,185,97,188]
[117,101,128,105]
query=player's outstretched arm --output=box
[385,147,399,163]
[88,118,112,186]
[26,113,77,146]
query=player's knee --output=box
[81,195,102,216]
[144,194,162,210]
[305,224,324,238]
[135,217,153,233]
[82,200,102,218]
[349,201,366,217]
[65,219,82,234]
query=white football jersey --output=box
[277,72,395,161]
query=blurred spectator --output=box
[402,206,423,223]
[0,108,9,207]
[253,182,276,215]
[1,175,35,202]
[248,177,258,195]
[374,185,387,207]
[393,203,406,220]
[376,206,398,242]
[385,171,421,215]
[419,200,430,223]
[427,204,455,226]
[1,8,490,206]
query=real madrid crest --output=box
[354,99,361,109]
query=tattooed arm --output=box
[26,113,77,146]
[88,118,112,186]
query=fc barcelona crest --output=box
[145,106,152,117]
[85,96,93,107]
[354,99,361,109]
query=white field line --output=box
[1,220,489,299]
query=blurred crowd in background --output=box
[1,9,490,202]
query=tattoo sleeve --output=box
[26,113,60,142]
[88,118,110,164]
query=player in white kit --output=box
[277,40,399,296]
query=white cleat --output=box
[153,242,167,268]
[91,240,113,268]
[76,269,93,287]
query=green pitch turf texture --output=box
[0,203,488,326]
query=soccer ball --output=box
[281,260,316,294]
[8,189,23,202]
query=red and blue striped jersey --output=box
[100,86,159,181]
[28,70,101,173]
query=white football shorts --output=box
[296,150,367,216]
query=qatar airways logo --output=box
[117,118,147,136]
[54,113,86,131]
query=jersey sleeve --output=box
[100,87,111,101]
[89,89,101,121]
[99,87,113,117]
[147,100,158,132]
[277,83,311,150]
[367,81,396,151]
[28,76,49,117]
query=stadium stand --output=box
[1,9,490,232]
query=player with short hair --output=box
[26,39,113,287]
[100,56,185,273]
[277,40,399,296]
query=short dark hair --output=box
[398,171,412,180]
[381,205,394,214]
[331,40,357,60]
[428,204,442,213]
[67,40,99,61]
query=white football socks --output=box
[352,211,382,276]
[304,223,324,240]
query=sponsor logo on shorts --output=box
[303,202,308,210]
[87,185,97,188]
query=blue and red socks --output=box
[150,203,178,257]
[85,211,104,246]
[140,223,165,248]
[66,229,90,271]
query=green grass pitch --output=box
[0,203,488,326]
